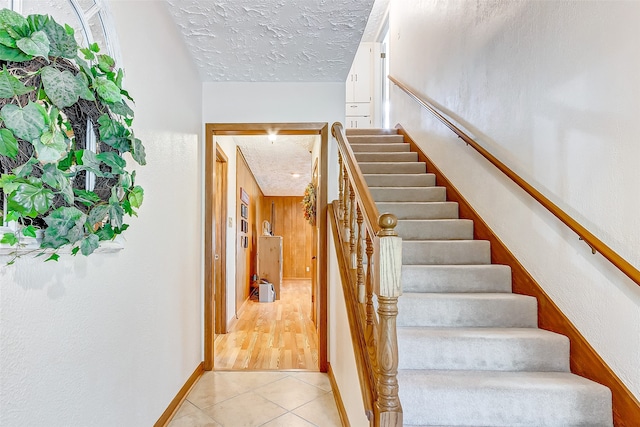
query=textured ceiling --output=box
[164,0,374,82]
[232,135,318,196]
[360,0,389,42]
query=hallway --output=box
[214,279,319,370]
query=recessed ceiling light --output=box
[268,133,277,142]
[291,173,301,178]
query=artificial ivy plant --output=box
[0,9,145,262]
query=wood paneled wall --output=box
[235,149,264,313]
[261,196,313,279]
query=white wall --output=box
[328,219,370,427]
[389,0,640,398]
[0,2,204,426]
[202,82,345,326]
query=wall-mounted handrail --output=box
[389,75,640,287]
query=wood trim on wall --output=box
[328,362,352,427]
[397,125,640,427]
[215,146,228,335]
[154,362,204,427]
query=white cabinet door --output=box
[346,43,372,103]
[346,116,372,129]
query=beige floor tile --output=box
[292,392,342,427]
[202,391,287,426]
[260,412,317,427]
[186,372,244,409]
[172,400,201,420]
[289,372,333,392]
[167,409,221,427]
[254,376,328,411]
[214,371,288,394]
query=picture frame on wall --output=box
[240,203,248,219]
[240,188,250,204]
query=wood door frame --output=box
[214,146,228,335]
[204,122,329,373]
[204,143,229,370]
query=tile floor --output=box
[167,371,342,427]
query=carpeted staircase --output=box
[346,128,613,426]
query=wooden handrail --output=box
[389,75,640,287]
[332,122,381,235]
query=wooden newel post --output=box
[375,213,403,427]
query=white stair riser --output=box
[403,240,491,265]
[398,328,570,372]
[397,293,538,327]
[396,219,473,240]
[359,162,426,174]
[402,265,512,293]
[365,174,436,187]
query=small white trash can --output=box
[259,282,275,303]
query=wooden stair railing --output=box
[330,122,403,427]
[389,75,640,288]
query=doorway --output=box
[204,123,329,373]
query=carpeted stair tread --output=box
[350,143,411,152]
[398,370,613,426]
[397,293,537,328]
[347,134,405,143]
[359,161,426,174]
[396,219,473,240]
[370,186,446,202]
[402,264,512,293]
[377,201,458,218]
[403,240,491,265]
[365,174,436,187]
[397,327,570,372]
[355,152,418,162]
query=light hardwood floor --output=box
[214,278,319,370]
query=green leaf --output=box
[75,149,111,177]
[108,202,124,229]
[27,14,49,33]
[75,72,95,101]
[73,188,101,206]
[0,65,34,97]
[42,163,73,204]
[128,185,144,209]
[80,233,99,256]
[16,30,50,58]
[9,181,54,217]
[96,223,115,241]
[88,204,109,226]
[42,18,77,59]
[97,54,115,73]
[44,253,59,262]
[40,66,82,108]
[79,46,95,61]
[33,129,69,163]
[96,151,126,174]
[71,246,80,256]
[0,9,28,32]
[0,173,18,193]
[22,224,37,238]
[0,43,32,62]
[131,137,146,165]
[89,42,100,53]
[1,232,17,245]
[57,149,74,170]
[0,29,17,48]
[97,114,130,152]
[95,77,121,103]
[1,101,48,142]
[42,206,86,248]
[12,157,36,178]
[0,128,18,158]
[106,100,133,117]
